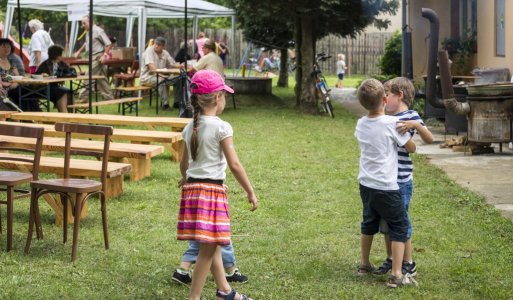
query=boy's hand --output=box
[396,120,419,135]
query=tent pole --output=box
[231,15,236,70]
[17,0,23,62]
[88,0,93,114]
[184,0,188,70]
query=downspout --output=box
[438,50,470,115]
[421,8,444,108]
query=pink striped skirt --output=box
[177,182,231,245]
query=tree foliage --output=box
[231,0,399,114]
[379,30,401,76]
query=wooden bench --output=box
[0,153,131,225]
[0,121,184,161]
[68,97,143,116]
[9,112,191,132]
[0,111,15,121]
[0,135,163,181]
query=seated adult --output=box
[187,39,224,76]
[140,37,181,110]
[34,45,71,112]
[0,38,40,111]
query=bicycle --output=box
[311,52,334,118]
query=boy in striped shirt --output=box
[374,77,434,278]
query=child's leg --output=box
[189,243,217,300]
[384,233,392,258]
[391,241,405,278]
[360,234,374,266]
[404,238,412,262]
[221,240,237,273]
[212,246,232,295]
[180,241,200,270]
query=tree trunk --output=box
[294,15,302,107]
[277,48,288,87]
[298,14,318,114]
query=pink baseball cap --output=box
[190,70,234,95]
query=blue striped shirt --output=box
[396,110,424,183]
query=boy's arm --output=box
[403,139,416,153]
[397,120,434,144]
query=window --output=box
[496,0,505,56]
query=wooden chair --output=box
[113,60,140,98]
[0,123,44,251]
[24,122,113,261]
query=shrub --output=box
[378,30,401,76]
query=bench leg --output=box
[44,192,89,227]
[105,176,124,198]
[164,139,183,162]
[116,157,149,181]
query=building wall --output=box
[476,0,512,74]
[365,4,402,33]
[409,1,452,81]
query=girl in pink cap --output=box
[176,69,258,300]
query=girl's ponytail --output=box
[190,94,201,160]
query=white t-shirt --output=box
[29,29,53,67]
[355,115,411,190]
[336,60,346,75]
[182,115,233,180]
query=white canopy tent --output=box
[3,0,236,67]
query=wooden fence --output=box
[46,24,392,75]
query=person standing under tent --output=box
[28,19,54,74]
[73,15,114,103]
[195,32,209,58]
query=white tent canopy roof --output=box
[3,0,236,67]
[5,0,235,18]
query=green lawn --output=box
[1,83,513,299]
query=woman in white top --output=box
[28,19,54,74]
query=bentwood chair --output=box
[24,122,113,261]
[0,123,44,251]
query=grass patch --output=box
[1,84,513,299]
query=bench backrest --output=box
[55,123,113,187]
[0,123,44,180]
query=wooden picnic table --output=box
[9,112,191,132]
[153,68,183,114]
[12,77,66,112]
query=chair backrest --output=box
[55,122,113,187]
[0,123,44,180]
[131,60,140,74]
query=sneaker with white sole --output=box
[374,258,392,275]
[402,261,417,277]
[225,268,248,283]
[171,269,192,285]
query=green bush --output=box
[378,30,401,76]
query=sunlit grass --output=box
[1,85,513,299]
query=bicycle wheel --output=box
[323,100,335,118]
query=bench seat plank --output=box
[0,121,183,161]
[0,135,163,181]
[67,97,142,109]
[9,112,191,132]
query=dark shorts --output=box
[338,73,344,80]
[359,184,409,242]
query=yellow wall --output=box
[409,1,452,82]
[476,0,513,74]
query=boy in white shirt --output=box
[354,78,417,288]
